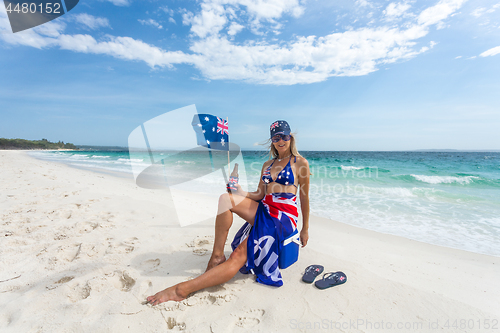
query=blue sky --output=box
[1,0,499,150]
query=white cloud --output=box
[471,3,500,17]
[471,7,487,17]
[186,27,433,84]
[418,0,466,26]
[160,6,175,16]
[169,17,176,24]
[227,22,244,35]
[73,13,110,30]
[138,18,163,30]
[105,0,130,6]
[239,0,304,19]
[0,0,466,85]
[184,2,228,38]
[184,0,304,37]
[384,2,412,19]
[480,46,500,57]
[356,0,372,8]
[56,34,193,68]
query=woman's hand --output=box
[227,183,245,196]
[300,229,309,247]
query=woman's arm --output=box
[229,162,268,202]
[297,157,310,247]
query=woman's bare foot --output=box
[146,285,186,306]
[205,254,226,272]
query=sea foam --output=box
[410,174,479,185]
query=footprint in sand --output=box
[233,309,265,328]
[46,276,75,290]
[100,212,115,223]
[87,212,116,229]
[210,309,263,333]
[162,315,186,331]
[118,271,136,292]
[52,243,82,262]
[66,271,136,302]
[73,221,99,234]
[105,237,138,254]
[57,210,73,220]
[140,258,161,272]
[192,248,207,255]
[186,236,213,256]
[79,242,107,258]
[67,282,91,302]
[182,286,235,307]
[108,271,136,292]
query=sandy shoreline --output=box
[1,150,499,332]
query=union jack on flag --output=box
[191,114,229,151]
[263,194,298,229]
[217,117,229,136]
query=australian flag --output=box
[231,193,299,287]
[192,114,229,151]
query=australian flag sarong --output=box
[231,192,298,287]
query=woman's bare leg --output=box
[205,210,232,270]
[206,193,259,271]
[147,237,249,305]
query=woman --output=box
[147,120,310,305]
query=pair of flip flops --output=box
[302,264,347,289]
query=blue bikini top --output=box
[262,156,297,187]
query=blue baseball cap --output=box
[270,120,291,138]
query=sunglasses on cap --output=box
[271,134,291,143]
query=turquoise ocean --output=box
[30,150,500,257]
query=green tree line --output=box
[0,138,77,150]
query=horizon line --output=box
[75,145,500,153]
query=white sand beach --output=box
[1,150,499,332]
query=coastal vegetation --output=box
[0,138,77,150]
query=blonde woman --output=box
[147,120,310,305]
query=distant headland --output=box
[0,138,78,150]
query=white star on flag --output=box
[202,129,205,133]
[212,127,215,132]
[206,140,210,144]
[205,116,209,121]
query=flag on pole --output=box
[191,113,234,207]
[191,114,229,151]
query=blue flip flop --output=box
[314,271,347,289]
[302,265,324,283]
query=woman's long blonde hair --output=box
[267,133,301,160]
